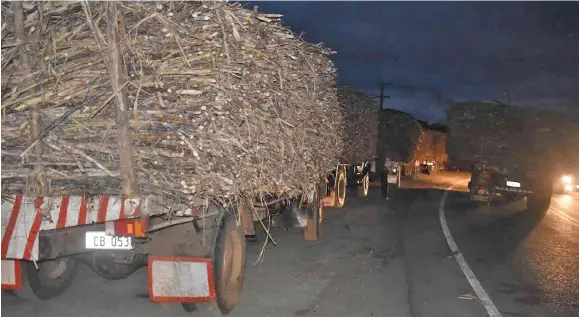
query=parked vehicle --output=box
[420,161,439,175]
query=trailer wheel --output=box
[214,211,246,315]
[527,179,553,212]
[334,167,347,208]
[357,173,370,197]
[183,206,247,316]
[527,193,551,212]
[8,258,78,300]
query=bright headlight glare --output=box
[562,175,572,184]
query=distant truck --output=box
[447,102,577,210]
[330,86,379,200]
[377,109,448,180]
[552,166,579,193]
[376,109,424,179]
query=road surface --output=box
[443,176,579,317]
[2,172,578,317]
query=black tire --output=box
[183,207,247,316]
[10,258,79,300]
[527,194,551,212]
[527,179,553,212]
[357,173,369,197]
[334,167,346,208]
[88,252,140,280]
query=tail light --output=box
[108,218,148,237]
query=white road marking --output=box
[439,180,503,317]
[548,205,579,227]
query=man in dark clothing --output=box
[381,165,390,199]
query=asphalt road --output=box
[443,178,579,317]
[2,172,578,317]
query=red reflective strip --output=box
[119,197,126,220]
[23,197,44,260]
[56,196,69,229]
[78,196,88,225]
[97,196,110,223]
[1,195,22,259]
[113,220,124,235]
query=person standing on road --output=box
[381,158,391,199]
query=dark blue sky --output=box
[248,1,579,123]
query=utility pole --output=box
[502,92,511,104]
[372,82,391,110]
[379,83,385,110]
[375,83,391,176]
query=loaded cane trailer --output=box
[446,102,574,210]
[1,1,340,315]
[274,85,379,216]
[376,109,427,185]
[320,161,371,211]
[178,89,378,239]
[248,163,372,236]
[321,86,379,205]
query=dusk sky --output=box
[248,1,579,123]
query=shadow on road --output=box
[444,191,550,268]
[392,187,445,203]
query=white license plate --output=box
[506,181,521,188]
[85,232,133,250]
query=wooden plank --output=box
[303,211,320,241]
[106,2,139,197]
[239,201,255,236]
[304,183,323,241]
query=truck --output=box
[0,2,347,315]
[376,109,438,182]
[377,109,421,178]
[268,86,378,231]
[447,101,576,210]
[551,121,579,194]
[333,86,379,200]
[553,167,579,193]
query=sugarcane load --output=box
[1,1,342,201]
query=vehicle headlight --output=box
[564,184,573,192]
[562,175,573,184]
